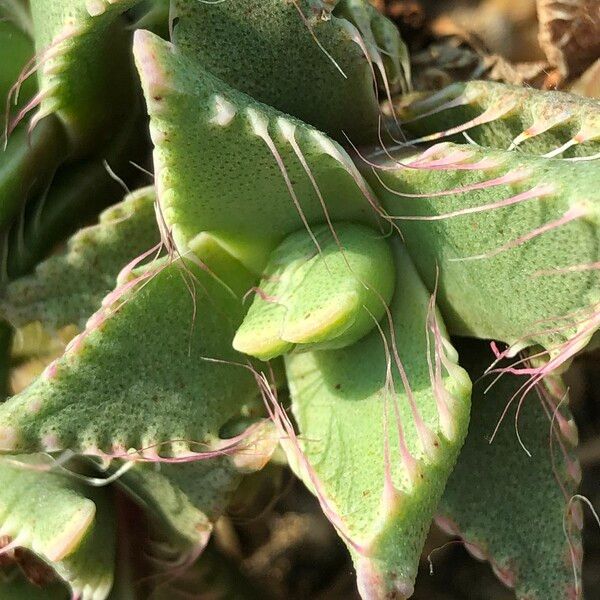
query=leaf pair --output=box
[0,188,278,598]
[233,222,396,359]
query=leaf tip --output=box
[355,556,414,600]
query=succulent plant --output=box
[0,1,597,598]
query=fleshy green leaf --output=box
[438,340,582,599]
[172,0,401,142]
[283,242,471,598]
[119,461,240,550]
[394,81,600,158]
[28,0,138,154]
[233,222,396,359]
[2,112,146,281]
[335,0,410,95]
[0,236,263,457]
[133,28,382,272]
[0,18,35,130]
[116,420,277,549]
[363,141,600,360]
[0,117,66,234]
[1,186,159,332]
[0,455,115,600]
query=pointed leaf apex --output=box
[133,29,174,100]
[356,557,414,600]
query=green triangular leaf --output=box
[117,419,277,548]
[335,0,411,95]
[363,141,600,359]
[394,81,600,158]
[3,111,147,281]
[438,340,582,600]
[283,242,471,597]
[172,0,392,142]
[0,18,35,130]
[2,186,159,333]
[0,455,115,600]
[0,236,263,457]
[133,29,382,272]
[28,0,138,153]
[0,118,65,235]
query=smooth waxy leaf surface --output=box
[284,242,471,598]
[438,340,582,599]
[0,237,261,457]
[233,222,396,359]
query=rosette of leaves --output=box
[0,1,596,599]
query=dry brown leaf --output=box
[369,0,385,10]
[569,57,600,97]
[429,0,542,62]
[484,56,549,87]
[384,0,426,29]
[537,0,600,79]
[410,37,487,90]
